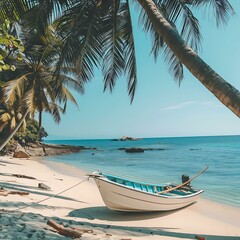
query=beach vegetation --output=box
[0,102,26,135]
[14,118,48,145]
[0,22,84,151]
[0,19,24,72]
[0,117,47,146]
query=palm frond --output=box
[191,0,235,27]
[22,89,35,113]
[0,113,11,122]
[5,0,65,32]
[33,83,52,111]
[102,0,125,93]
[54,74,85,94]
[138,0,166,60]
[137,0,203,82]
[10,116,16,130]
[163,45,184,84]
[0,0,27,22]
[48,102,64,123]
[163,0,202,52]
[150,30,164,61]
[120,1,137,102]
[73,7,103,80]
[56,1,102,83]
[3,74,30,104]
[59,85,79,109]
[179,4,201,52]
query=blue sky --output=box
[43,1,240,140]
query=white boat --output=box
[90,171,204,212]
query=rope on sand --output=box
[0,177,89,213]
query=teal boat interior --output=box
[103,173,199,196]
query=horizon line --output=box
[44,134,240,141]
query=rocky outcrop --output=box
[25,143,96,157]
[13,144,30,158]
[112,136,141,141]
[125,148,144,153]
[118,147,166,152]
[3,142,96,158]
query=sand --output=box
[0,156,239,240]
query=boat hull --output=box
[94,178,203,212]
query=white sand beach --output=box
[0,156,239,240]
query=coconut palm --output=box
[0,103,29,151]
[0,0,240,117]
[0,102,26,134]
[0,24,84,151]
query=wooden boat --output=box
[89,170,206,212]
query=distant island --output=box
[111,136,141,141]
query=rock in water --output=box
[125,148,144,153]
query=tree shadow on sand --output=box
[0,159,22,165]
[0,209,238,240]
[67,207,239,239]
[63,215,239,240]
[0,201,71,211]
[0,181,87,203]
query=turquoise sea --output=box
[44,135,240,208]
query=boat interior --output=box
[104,174,199,196]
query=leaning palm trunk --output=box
[0,110,29,152]
[138,0,240,117]
[38,110,42,129]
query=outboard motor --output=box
[182,174,190,187]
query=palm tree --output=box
[137,0,240,116]
[0,24,84,151]
[0,105,28,151]
[0,102,26,134]
[1,0,240,117]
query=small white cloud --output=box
[161,100,220,111]
[161,101,196,111]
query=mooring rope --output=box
[0,177,89,213]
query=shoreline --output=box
[44,158,240,218]
[1,142,96,158]
[43,157,240,209]
[44,159,240,218]
[0,156,239,239]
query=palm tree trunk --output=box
[0,110,29,152]
[39,110,42,129]
[137,0,240,117]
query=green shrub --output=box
[15,119,48,144]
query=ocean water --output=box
[44,135,240,207]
